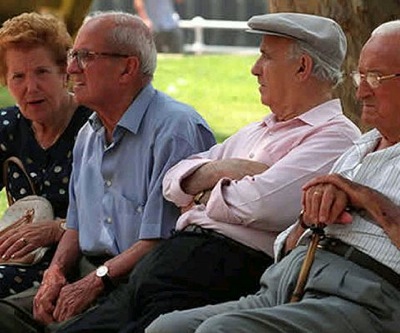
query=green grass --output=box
[0,86,14,107]
[0,54,268,214]
[0,87,14,213]
[154,54,267,142]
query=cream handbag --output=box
[0,157,54,266]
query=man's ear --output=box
[296,54,313,80]
[120,56,140,80]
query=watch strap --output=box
[100,273,114,293]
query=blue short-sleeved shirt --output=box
[0,105,91,218]
[67,84,215,256]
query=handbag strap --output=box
[3,156,37,206]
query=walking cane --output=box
[290,212,326,303]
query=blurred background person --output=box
[90,0,133,13]
[0,12,91,298]
[134,0,184,53]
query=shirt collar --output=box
[261,98,343,128]
[88,84,155,134]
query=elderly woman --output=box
[0,12,91,297]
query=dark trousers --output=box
[58,230,273,333]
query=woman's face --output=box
[5,46,67,123]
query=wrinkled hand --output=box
[52,272,103,322]
[180,189,212,213]
[304,174,370,207]
[0,221,63,260]
[33,266,67,325]
[304,174,400,248]
[301,175,353,226]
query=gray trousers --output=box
[0,257,98,333]
[146,246,400,333]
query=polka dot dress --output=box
[0,105,91,298]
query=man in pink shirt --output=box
[51,13,361,333]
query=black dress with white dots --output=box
[0,104,91,298]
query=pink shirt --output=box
[163,99,361,256]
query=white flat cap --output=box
[247,12,347,71]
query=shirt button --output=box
[249,153,254,158]
[105,180,112,187]
[106,217,112,224]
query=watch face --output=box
[96,265,108,277]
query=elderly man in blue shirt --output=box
[36,11,214,322]
[0,11,215,329]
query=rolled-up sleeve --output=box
[162,158,211,206]
[205,128,359,232]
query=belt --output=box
[317,237,400,291]
[181,224,228,241]
[177,224,271,261]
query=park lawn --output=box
[0,54,268,214]
[154,54,267,142]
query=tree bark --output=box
[268,0,400,131]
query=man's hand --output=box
[301,174,353,226]
[304,174,369,209]
[180,189,211,213]
[33,266,67,325]
[303,174,400,248]
[52,272,103,322]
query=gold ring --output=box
[20,237,27,246]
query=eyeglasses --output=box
[67,49,131,70]
[350,71,400,89]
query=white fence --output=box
[179,16,259,55]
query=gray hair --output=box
[84,11,157,78]
[288,39,343,87]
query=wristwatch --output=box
[96,265,114,292]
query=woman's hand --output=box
[0,220,64,260]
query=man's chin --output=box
[360,113,376,128]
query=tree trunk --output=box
[268,0,400,131]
